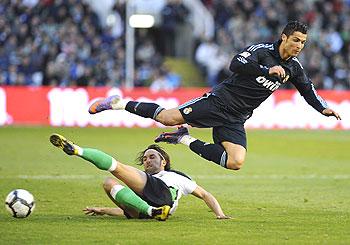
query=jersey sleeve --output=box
[290,59,328,113]
[179,176,197,195]
[229,45,270,76]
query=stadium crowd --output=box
[0,0,179,89]
[0,0,349,90]
[198,0,350,89]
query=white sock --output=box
[180,135,197,146]
[108,158,118,172]
[111,99,128,110]
[76,145,83,156]
[147,206,153,216]
[110,184,125,198]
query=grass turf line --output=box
[0,127,349,244]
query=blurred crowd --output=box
[1,0,117,86]
[197,0,350,89]
[1,0,349,90]
[0,0,180,90]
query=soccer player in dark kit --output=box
[89,21,341,171]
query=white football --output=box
[5,189,35,218]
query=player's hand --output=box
[322,108,341,120]
[83,207,105,216]
[216,214,231,219]
[269,65,286,78]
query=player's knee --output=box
[226,156,245,170]
[103,177,118,192]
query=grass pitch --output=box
[0,127,349,244]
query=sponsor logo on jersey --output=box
[183,107,192,115]
[256,76,281,91]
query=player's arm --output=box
[191,185,230,219]
[83,207,125,217]
[291,67,341,120]
[230,45,288,79]
[229,45,271,76]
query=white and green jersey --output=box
[153,170,197,214]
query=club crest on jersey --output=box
[239,51,251,58]
[183,107,192,115]
[256,76,281,91]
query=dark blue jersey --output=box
[211,41,328,120]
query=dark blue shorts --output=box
[178,93,247,149]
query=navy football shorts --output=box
[178,93,247,149]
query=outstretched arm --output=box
[83,207,125,217]
[295,83,341,120]
[291,61,341,120]
[191,186,230,219]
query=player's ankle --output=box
[179,135,196,146]
[147,206,153,217]
[111,98,127,110]
[75,145,83,156]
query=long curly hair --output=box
[136,144,171,171]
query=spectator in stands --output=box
[1,0,350,90]
[194,0,350,90]
[150,65,181,92]
[195,38,230,87]
[160,0,189,56]
[0,0,180,88]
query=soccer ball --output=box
[5,189,36,218]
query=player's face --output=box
[281,31,307,58]
[142,149,165,174]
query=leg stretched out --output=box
[49,133,170,220]
[88,94,247,170]
[88,95,185,126]
[155,127,246,170]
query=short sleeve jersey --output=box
[153,170,197,214]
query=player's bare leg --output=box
[155,129,246,170]
[88,95,185,126]
[102,177,143,218]
[50,133,148,193]
[109,163,147,194]
[50,134,170,220]
[104,170,170,220]
[221,141,246,170]
[155,108,185,126]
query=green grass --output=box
[0,127,349,244]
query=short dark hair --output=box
[136,144,171,171]
[282,21,308,37]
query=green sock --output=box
[114,187,150,215]
[80,148,114,171]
